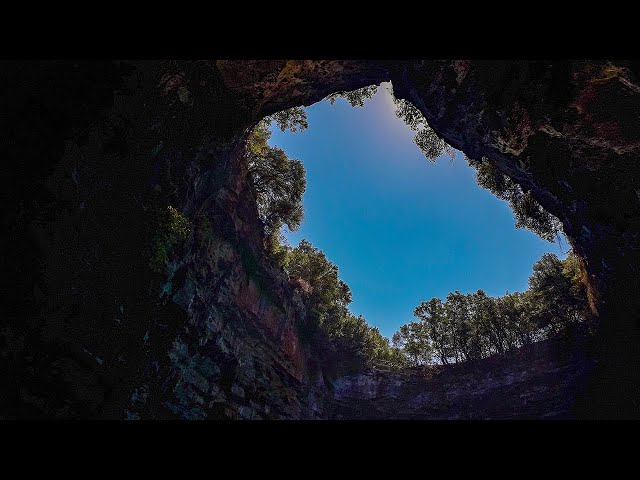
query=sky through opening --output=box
[269,83,568,339]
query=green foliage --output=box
[392,321,433,366]
[245,107,310,259]
[268,107,309,133]
[412,297,451,364]
[397,252,587,365]
[497,292,537,347]
[283,239,404,369]
[392,97,456,161]
[149,205,191,273]
[246,120,306,249]
[325,84,454,163]
[166,205,191,238]
[527,252,587,330]
[285,239,351,330]
[390,88,561,242]
[331,313,378,363]
[246,120,272,156]
[467,156,563,242]
[326,85,378,107]
[264,230,290,266]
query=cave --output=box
[3,60,640,419]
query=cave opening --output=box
[7,60,639,419]
[249,82,579,369]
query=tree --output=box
[468,156,563,242]
[268,106,308,132]
[332,314,398,367]
[562,253,588,322]
[468,290,499,357]
[249,141,305,233]
[495,292,536,348]
[326,85,378,107]
[390,86,562,243]
[246,116,306,256]
[395,251,588,368]
[516,291,544,343]
[413,298,451,365]
[284,238,406,369]
[392,321,432,366]
[148,205,191,273]
[285,239,351,330]
[392,96,456,161]
[444,291,472,363]
[527,253,586,331]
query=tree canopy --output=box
[283,239,404,370]
[392,96,457,161]
[468,157,563,241]
[392,252,587,367]
[246,110,308,256]
[325,85,378,107]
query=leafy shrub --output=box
[149,205,191,273]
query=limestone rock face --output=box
[2,60,640,418]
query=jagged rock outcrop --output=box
[2,60,639,419]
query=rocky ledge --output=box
[331,324,593,419]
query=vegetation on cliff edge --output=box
[394,252,587,366]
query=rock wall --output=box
[382,61,640,417]
[332,325,593,419]
[1,61,340,419]
[3,60,639,418]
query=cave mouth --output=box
[7,59,639,419]
[257,83,571,354]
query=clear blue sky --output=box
[269,83,568,339]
